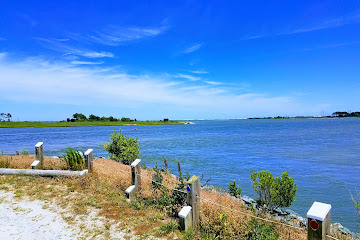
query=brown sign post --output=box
[307,201,331,240]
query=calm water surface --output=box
[1,118,360,231]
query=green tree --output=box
[228,180,242,198]
[250,170,274,208]
[250,170,296,211]
[271,172,297,210]
[89,114,100,121]
[73,113,87,121]
[103,129,140,165]
[121,117,131,122]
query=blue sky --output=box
[0,0,359,121]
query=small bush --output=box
[20,149,30,156]
[245,219,279,240]
[62,147,85,171]
[103,129,140,165]
[250,170,296,211]
[350,188,360,217]
[228,180,242,198]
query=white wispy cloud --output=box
[0,52,7,59]
[0,54,324,118]
[174,74,201,81]
[242,11,360,40]
[303,41,360,51]
[71,60,104,65]
[181,43,203,54]
[285,12,360,34]
[35,37,114,58]
[190,70,208,74]
[88,25,169,46]
[204,80,222,85]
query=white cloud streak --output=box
[174,74,201,81]
[190,70,208,74]
[71,60,104,65]
[181,43,203,54]
[242,11,360,40]
[35,37,114,58]
[0,54,320,118]
[89,25,169,46]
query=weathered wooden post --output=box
[307,201,331,240]
[125,159,141,200]
[186,175,200,229]
[31,142,44,169]
[84,149,93,173]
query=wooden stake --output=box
[187,175,200,229]
[35,142,44,169]
[84,149,93,173]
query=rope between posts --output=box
[93,161,186,194]
[135,171,187,194]
[94,160,308,233]
[196,196,305,232]
[326,235,340,240]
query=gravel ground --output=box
[0,191,126,240]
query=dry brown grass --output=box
[0,156,357,239]
[0,155,67,169]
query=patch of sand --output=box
[0,190,126,240]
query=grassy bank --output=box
[0,155,353,239]
[0,120,185,128]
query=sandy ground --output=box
[0,190,126,240]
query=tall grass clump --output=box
[62,147,85,170]
[245,219,279,240]
[103,129,140,165]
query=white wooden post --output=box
[186,175,200,229]
[84,149,93,173]
[32,142,43,169]
[179,205,193,231]
[125,159,141,200]
[307,201,331,240]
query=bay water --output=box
[1,118,359,231]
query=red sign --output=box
[310,219,319,231]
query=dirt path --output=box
[0,191,126,240]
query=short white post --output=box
[84,149,93,173]
[307,201,331,240]
[32,142,44,169]
[125,159,141,200]
[179,205,193,231]
[186,175,200,229]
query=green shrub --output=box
[62,147,85,171]
[20,149,30,156]
[157,220,178,236]
[245,219,279,240]
[350,189,360,216]
[103,129,140,165]
[228,180,242,198]
[250,170,296,211]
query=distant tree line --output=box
[0,113,12,122]
[332,111,360,117]
[66,113,136,122]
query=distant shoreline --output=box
[0,121,185,128]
